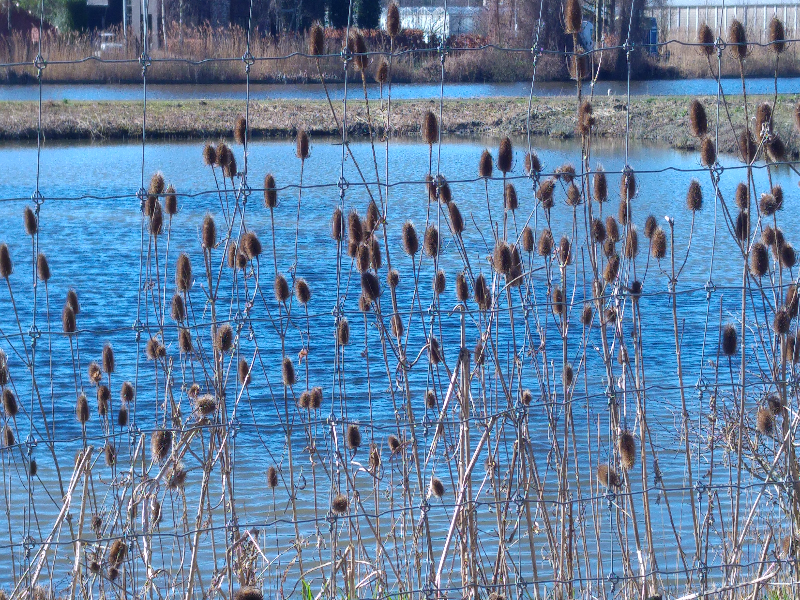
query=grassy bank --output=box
[2,94,799,155]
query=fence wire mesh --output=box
[0,0,799,598]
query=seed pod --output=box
[88,361,102,385]
[642,215,656,239]
[593,168,607,203]
[175,253,192,292]
[578,100,594,134]
[565,0,582,33]
[651,227,667,260]
[328,207,343,242]
[590,218,606,244]
[347,424,362,450]
[479,149,493,178]
[536,178,555,208]
[686,179,703,211]
[580,304,593,325]
[604,254,620,283]
[337,318,350,346]
[37,253,50,281]
[387,269,399,289]
[750,242,769,277]
[97,385,110,417]
[23,206,37,236]
[423,225,439,257]
[552,287,564,315]
[738,130,756,163]
[735,211,749,241]
[0,244,12,279]
[429,477,445,498]
[308,21,325,56]
[689,100,707,138]
[728,19,747,60]
[331,493,349,514]
[456,271,469,302]
[263,174,277,209]
[265,465,279,488]
[3,389,17,417]
[781,244,796,268]
[732,183,749,211]
[760,193,778,216]
[447,202,465,236]
[237,359,251,386]
[556,163,576,184]
[769,17,786,53]
[296,129,310,160]
[203,142,216,166]
[149,201,164,236]
[474,274,491,310]
[563,363,574,387]
[402,221,420,255]
[700,137,716,167]
[241,231,262,260]
[625,227,638,258]
[698,23,714,55]
[504,183,518,211]
[618,431,636,470]
[422,111,438,145]
[722,324,738,356]
[202,214,216,249]
[558,237,571,265]
[434,270,446,295]
[518,227,534,253]
[620,170,636,202]
[164,185,177,215]
[62,304,76,334]
[493,241,512,275]
[280,356,296,386]
[104,443,117,467]
[767,136,786,162]
[274,274,290,303]
[598,464,621,487]
[774,307,791,335]
[291,278,310,306]
[566,183,581,206]
[348,210,364,245]
[755,407,775,436]
[179,329,192,354]
[525,151,541,174]
[497,137,512,173]
[234,115,247,145]
[348,29,368,71]
[605,216,620,242]
[429,336,442,364]
[538,228,553,256]
[361,271,381,302]
[618,199,630,226]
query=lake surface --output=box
[0,134,795,597]
[1,76,797,102]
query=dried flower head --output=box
[504,183,518,211]
[497,137,512,173]
[448,202,465,236]
[593,168,607,203]
[234,116,247,145]
[62,304,76,334]
[700,137,716,167]
[757,407,775,436]
[361,271,381,302]
[722,324,738,356]
[493,241,512,275]
[750,242,769,277]
[203,142,216,166]
[618,430,636,470]
[525,151,541,174]
[282,357,296,386]
[770,17,786,53]
[728,19,747,60]
[274,274,290,303]
[598,464,621,487]
[216,324,233,352]
[474,274,491,310]
[552,287,565,315]
[565,0,582,33]
[309,22,325,56]
[37,252,50,281]
[331,493,349,514]
[422,111,438,145]
[423,225,439,257]
[0,245,11,279]
[429,476,445,498]
[2,389,17,418]
[651,227,667,260]
[347,424,362,450]
[479,149,493,178]
[689,99,707,138]
[296,129,310,160]
[150,429,172,463]
[386,2,400,36]
[348,29,368,71]
[698,23,714,55]
[23,206,37,236]
[241,231,262,260]
[686,179,703,212]
[538,228,554,256]
[267,466,279,488]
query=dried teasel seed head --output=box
[23,206,37,235]
[104,443,116,466]
[552,287,565,315]
[171,292,186,322]
[698,23,714,55]
[755,102,772,142]
[760,193,778,216]
[3,389,17,417]
[369,445,381,470]
[388,434,401,453]
[735,211,749,242]
[118,404,129,427]
[593,168,607,203]
[618,430,636,470]
[337,318,350,345]
[97,385,110,417]
[274,274,290,303]
[145,337,165,360]
[735,182,749,210]
[216,324,234,352]
[606,216,620,242]
[282,357,296,386]
[474,274,491,310]
[296,129,310,160]
[366,200,380,233]
[434,270,446,295]
[101,343,115,374]
[422,111,438,145]
[387,269,399,289]
[686,179,703,212]
[558,237,571,265]
[164,185,177,215]
[176,253,192,292]
[448,202,465,236]
[361,271,381,302]
[493,241,512,275]
[536,178,555,209]
[179,329,192,353]
[598,464,621,487]
[479,149,493,178]
[521,389,533,406]
[774,307,792,335]
[149,172,165,196]
[330,207,345,242]
[429,336,442,364]
[578,100,594,135]
[591,218,606,244]
[348,210,364,245]
[295,278,311,305]
[238,359,251,386]
[766,136,786,162]
[750,243,769,277]
[267,466,279,488]
[429,476,445,498]
[689,100,708,138]
[241,231,262,260]
[263,174,277,209]
[108,539,128,567]
[603,254,620,283]
[651,227,667,260]
[455,271,469,302]
[369,237,382,270]
[521,226,534,253]
[504,183,518,211]
[88,361,102,385]
[602,238,616,258]
[497,137,513,173]
[235,588,263,600]
[769,17,786,53]
[643,215,656,239]
[62,304,76,334]
[625,227,639,258]
[386,2,400,37]
[620,170,636,202]
[348,29,368,71]
[700,137,716,167]
[0,244,12,279]
[234,116,247,145]
[728,19,747,60]
[564,0,582,33]
[309,22,325,56]
[423,225,439,257]
[757,407,775,436]
[618,199,630,226]
[121,381,135,403]
[537,228,554,256]
[425,389,436,409]
[722,324,738,356]
[331,492,349,514]
[149,201,164,236]
[402,221,419,255]
[566,183,581,206]
[37,252,50,281]
[525,151,541,174]
[75,393,90,424]
[738,130,756,164]
[202,214,217,249]
[563,363,574,388]
[580,303,593,325]
[195,393,217,416]
[347,424,362,450]
[767,394,784,415]
[203,142,216,166]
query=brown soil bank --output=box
[1,95,798,155]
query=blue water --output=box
[0,135,795,596]
[0,76,797,101]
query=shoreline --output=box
[0,95,797,154]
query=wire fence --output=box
[0,0,799,598]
